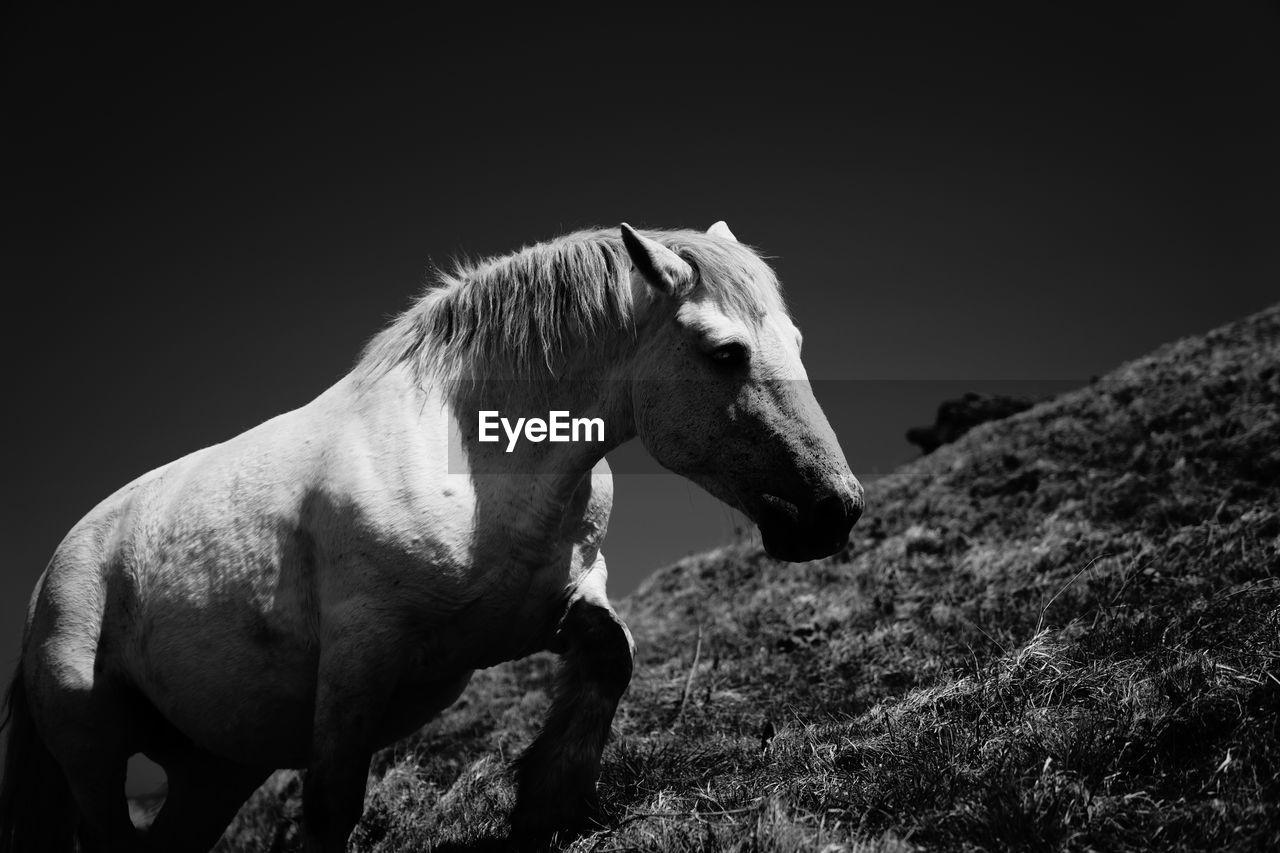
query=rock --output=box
[907,392,1035,454]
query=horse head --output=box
[621,222,864,562]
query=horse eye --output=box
[707,341,749,369]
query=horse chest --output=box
[456,555,582,666]
[336,453,608,695]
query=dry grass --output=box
[210,305,1280,851]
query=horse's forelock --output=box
[665,234,786,323]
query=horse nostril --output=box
[814,493,849,530]
[814,486,862,531]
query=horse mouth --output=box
[756,491,861,562]
[759,524,850,562]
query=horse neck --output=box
[446,357,637,505]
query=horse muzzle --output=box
[757,477,864,562]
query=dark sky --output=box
[3,3,1278,689]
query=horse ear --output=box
[707,220,738,242]
[620,223,694,297]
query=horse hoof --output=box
[508,804,599,850]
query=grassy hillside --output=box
[216,305,1280,852]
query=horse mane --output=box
[355,227,786,385]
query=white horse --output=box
[0,222,863,852]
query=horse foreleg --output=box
[511,556,635,842]
[302,633,395,853]
[304,739,372,853]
